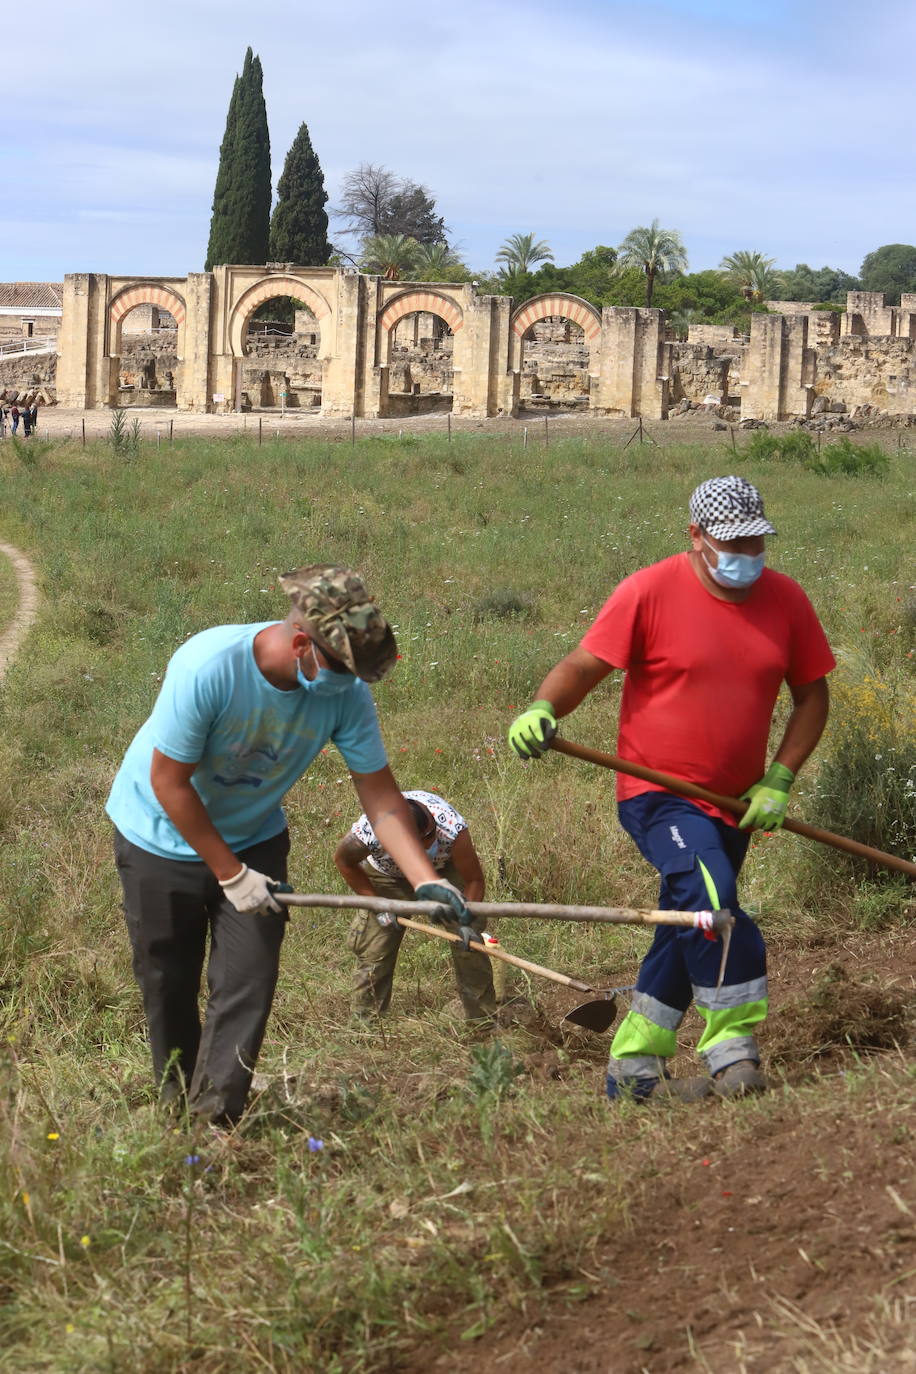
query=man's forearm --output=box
[335,859,378,897]
[774,679,830,775]
[153,782,241,881]
[534,648,613,718]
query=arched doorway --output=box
[108,284,186,408]
[378,290,464,417]
[510,293,601,413]
[227,277,331,413]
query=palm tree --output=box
[360,234,421,280]
[719,250,780,303]
[413,242,469,282]
[617,220,688,306]
[669,308,698,341]
[495,232,554,276]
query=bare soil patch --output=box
[398,934,916,1373]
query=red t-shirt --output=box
[579,553,836,823]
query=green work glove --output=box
[508,700,558,760]
[739,762,795,831]
[414,879,471,927]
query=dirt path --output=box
[0,542,39,681]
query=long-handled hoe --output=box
[277,893,734,1033]
[550,736,916,879]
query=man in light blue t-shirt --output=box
[108,564,470,1125]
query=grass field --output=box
[0,428,914,1372]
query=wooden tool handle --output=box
[393,916,602,995]
[551,736,916,880]
[277,892,730,931]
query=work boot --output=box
[713,1059,768,1098]
[607,1073,712,1103]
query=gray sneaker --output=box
[713,1059,768,1098]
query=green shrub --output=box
[745,429,889,477]
[472,588,539,622]
[745,430,816,463]
[809,658,916,875]
[807,436,890,478]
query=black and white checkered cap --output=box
[689,475,776,539]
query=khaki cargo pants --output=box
[347,862,496,1022]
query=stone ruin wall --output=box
[10,280,916,423]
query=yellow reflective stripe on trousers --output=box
[695,998,768,1056]
[610,1009,678,1061]
[697,856,721,910]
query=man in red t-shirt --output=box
[508,475,835,1101]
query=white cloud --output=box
[4,0,915,279]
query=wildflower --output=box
[184,1154,201,1166]
[46,1132,59,1141]
[21,1192,29,1207]
[80,1235,90,1248]
[307,1136,324,1153]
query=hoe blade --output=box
[563,995,618,1033]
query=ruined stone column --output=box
[742,314,787,421]
[179,273,213,412]
[593,308,667,418]
[323,271,364,418]
[57,274,111,408]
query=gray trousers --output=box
[114,826,289,1123]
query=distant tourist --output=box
[21,407,32,438]
[10,404,20,435]
[29,403,38,433]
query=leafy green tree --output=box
[360,234,422,280]
[566,245,618,301]
[859,244,916,304]
[206,48,272,270]
[269,122,330,265]
[495,233,554,275]
[413,242,470,281]
[381,185,447,245]
[617,220,688,307]
[719,250,780,302]
[778,263,860,302]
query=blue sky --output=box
[2,0,913,281]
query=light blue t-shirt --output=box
[106,622,388,859]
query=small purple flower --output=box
[184,1154,201,1166]
[307,1136,324,1153]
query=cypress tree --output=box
[205,73,240,270]
[269,122,330,265]
[205,48,272,269]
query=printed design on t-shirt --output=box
[212,740,281,789]
[352,789,467,876]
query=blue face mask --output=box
[702,535,765,589]
[297,643,354,696]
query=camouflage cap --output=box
[278,564,398,683]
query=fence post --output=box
[81,418,86,447]
[258,417,263,446]
[351,415,356,446]
[447,413,452,442]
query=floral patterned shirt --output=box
[351,789,467,877]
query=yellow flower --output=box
[65,1324,75,1335]
[21,1192,29,1207]
[47,1132,60,1141]
[80,1235,90,1248]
